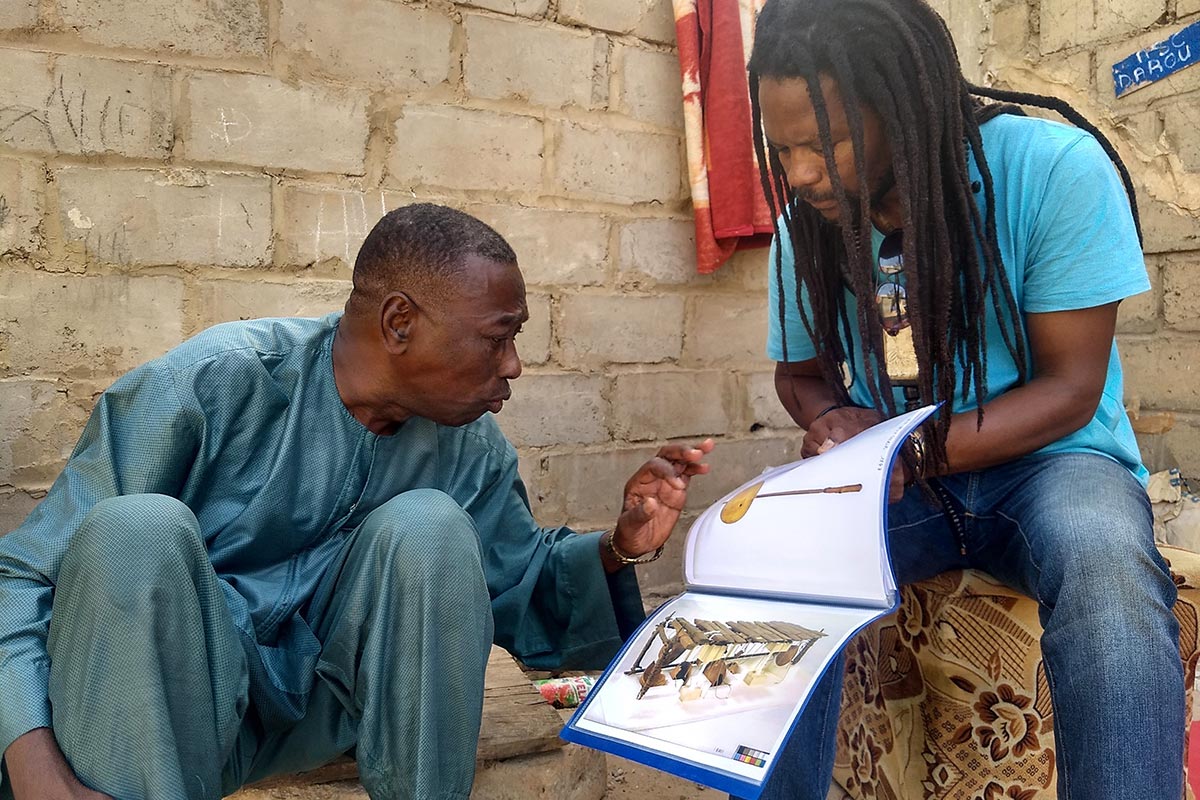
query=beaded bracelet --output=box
[604,529,664,565]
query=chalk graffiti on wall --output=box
[0,76,161,154]
[1112,20,1200,97]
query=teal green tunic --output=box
[0,313,642,793]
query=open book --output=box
[561,406,938,799]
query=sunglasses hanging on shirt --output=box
[876,231,922,411]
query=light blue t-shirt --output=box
[766,115,1151,482]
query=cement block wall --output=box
[0,0,792,598]
[939,0,1200,483]
[1,0,1198,597]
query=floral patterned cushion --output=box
[833,544,1199,800]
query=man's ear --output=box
[379,292,416,354]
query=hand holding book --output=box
[799,405,884,458]
[809,406,923,502]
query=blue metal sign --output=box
[1112,20,1200,97]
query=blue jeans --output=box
[742,452,1184,800]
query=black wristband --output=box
[812,403,844,423]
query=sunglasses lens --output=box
[875,283,908,333]
[878,231,903,275]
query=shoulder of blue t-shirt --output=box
[973,112,1094,165]
[974,112,1148,299]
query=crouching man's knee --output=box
[63,493,206,598]
[354,489,484,584]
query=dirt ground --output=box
[603,757,725,800]
[604,758,849,800]
[231,761,846,800]
[227,748,728,799]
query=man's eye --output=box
[489,325,523,345]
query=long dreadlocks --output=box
[748,0,1141,472]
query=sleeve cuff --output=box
[1022,278,1151,314]
[606,563,646,641]
[548,531,645,670]
[0,667,52,763]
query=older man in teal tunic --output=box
[0,204,713,800]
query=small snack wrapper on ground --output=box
[533,675,596,708]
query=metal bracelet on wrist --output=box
[604,529,664,565]
[906,429,927,480]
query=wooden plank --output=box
[244,646,563,790]
[475,646,566,761]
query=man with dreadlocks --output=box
[743,0,1183,798]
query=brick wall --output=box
[0,0,793,595]
[933,0,1200,480]
[1,0,1198,597]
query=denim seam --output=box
[995,509,1069,795]
[995,509,1046,605]
[889,511,946,533]
[1039,655,1072,800]
[815,660,839,795]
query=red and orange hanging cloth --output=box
[674,0,775,274]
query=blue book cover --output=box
[562,406,938,799]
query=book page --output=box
[684,407,936,607]
[565,590,887,798]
